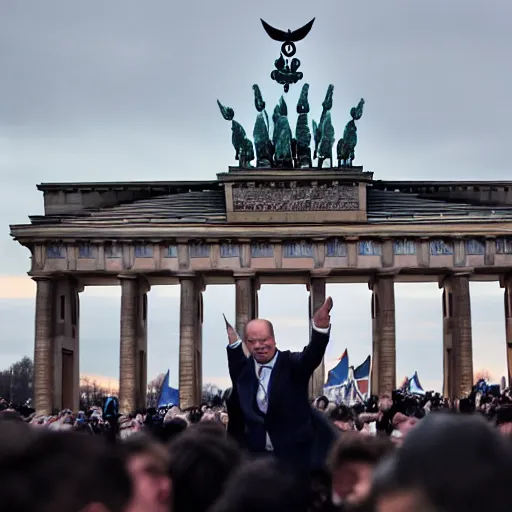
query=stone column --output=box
[502,277,512,386]
[234,275,258,339]
[370,276,396,396]
[135,283,149,410]
[370,290,380,396]
[441,274,473,398]
[53,276,81,412]
[308,277,326,398]
[33,277,55,415]
[119,275,139,414]
[179,275,202,409]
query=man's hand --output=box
[223,314,239,345]
[313,297,333,329]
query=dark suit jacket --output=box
[227,329,335,473]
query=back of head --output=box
[169,425,242,512]
[373,413,512,512]
[209,458,307,512]
[0,430,132,512]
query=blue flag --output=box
[325,350,349,387]
[157,370,180,408]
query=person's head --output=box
[0,431,132,512]
[244,319,277,364]
[118,433,171,512]
[329,404,355,432]
[378,395,392,412]
[209,458,308,512]
[371,413,512,512]
[315,396,329,411]
[168,425,242,512]
[328,433,394,507]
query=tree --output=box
[0,369,11,401]
[79,377,108,409]
[475,369,492,383]
[202,383,222,404]
[147,373,165,407]
[7,356,33,404]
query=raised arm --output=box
[224,315,249,383]
[292,297,333,376]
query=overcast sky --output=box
[1,0,511,391]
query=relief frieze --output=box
[430,240,453,256]
[251,243,274,258]
[465,239,485,255]
[326,238,347,257]
[46,244,66,259]
[394,239,416,255]
[496,238,512,254]
[189,242,210,258]
[359,240,381,256]
[232,183,359,212]
[220,243,240,258]
[283,241,314,258]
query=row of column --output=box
[32,273,512,414]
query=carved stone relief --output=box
[393,239,416,255]
[232,183,359,212]
[251,243,274,258]
[430,240,453,255]
[165,245,178,258]
[283,241,314,258]
[220,243,240,258]
[78,243,95,259]
[189,242,210,258]
[496,238,512,254]
[358,240,381,256]
[465,239,485,255]
[46,245,66,259]
[326,238,347,257]
[134,244,153,258]
[105,244,122,258]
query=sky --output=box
[1,0,511,392]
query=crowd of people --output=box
[2,298,512,511]
[1,386,512,511]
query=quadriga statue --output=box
[217,100,255,169]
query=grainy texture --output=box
[119,277,138,414]
[33,278,54,415]
[374,277,396,396]
[232,183,359,212]
[452,276,474,398]
[308,278,326,398]
[504,284,512,387]
[179,278,200,409]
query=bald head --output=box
[245,319,274,339]
[244,319,277,363]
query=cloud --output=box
[2,1,512,392]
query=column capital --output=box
[500,274,512,288]
[30,273,55,282]
[368,271,398,291]
[233,271,257,278]
[175,271,197,279]
[117,273,138,280]
[438,269,474,289]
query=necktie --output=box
[257,365,272,412]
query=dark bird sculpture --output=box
[260,18,315,42]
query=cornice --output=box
[10,221,512,243]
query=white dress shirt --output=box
[228,322,330,451]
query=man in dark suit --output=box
[226,297,336,475]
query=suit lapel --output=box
[266,351,284,419]
[237,357,263,423]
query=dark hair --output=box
[328,432,394,471]
[169,426,242,512]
